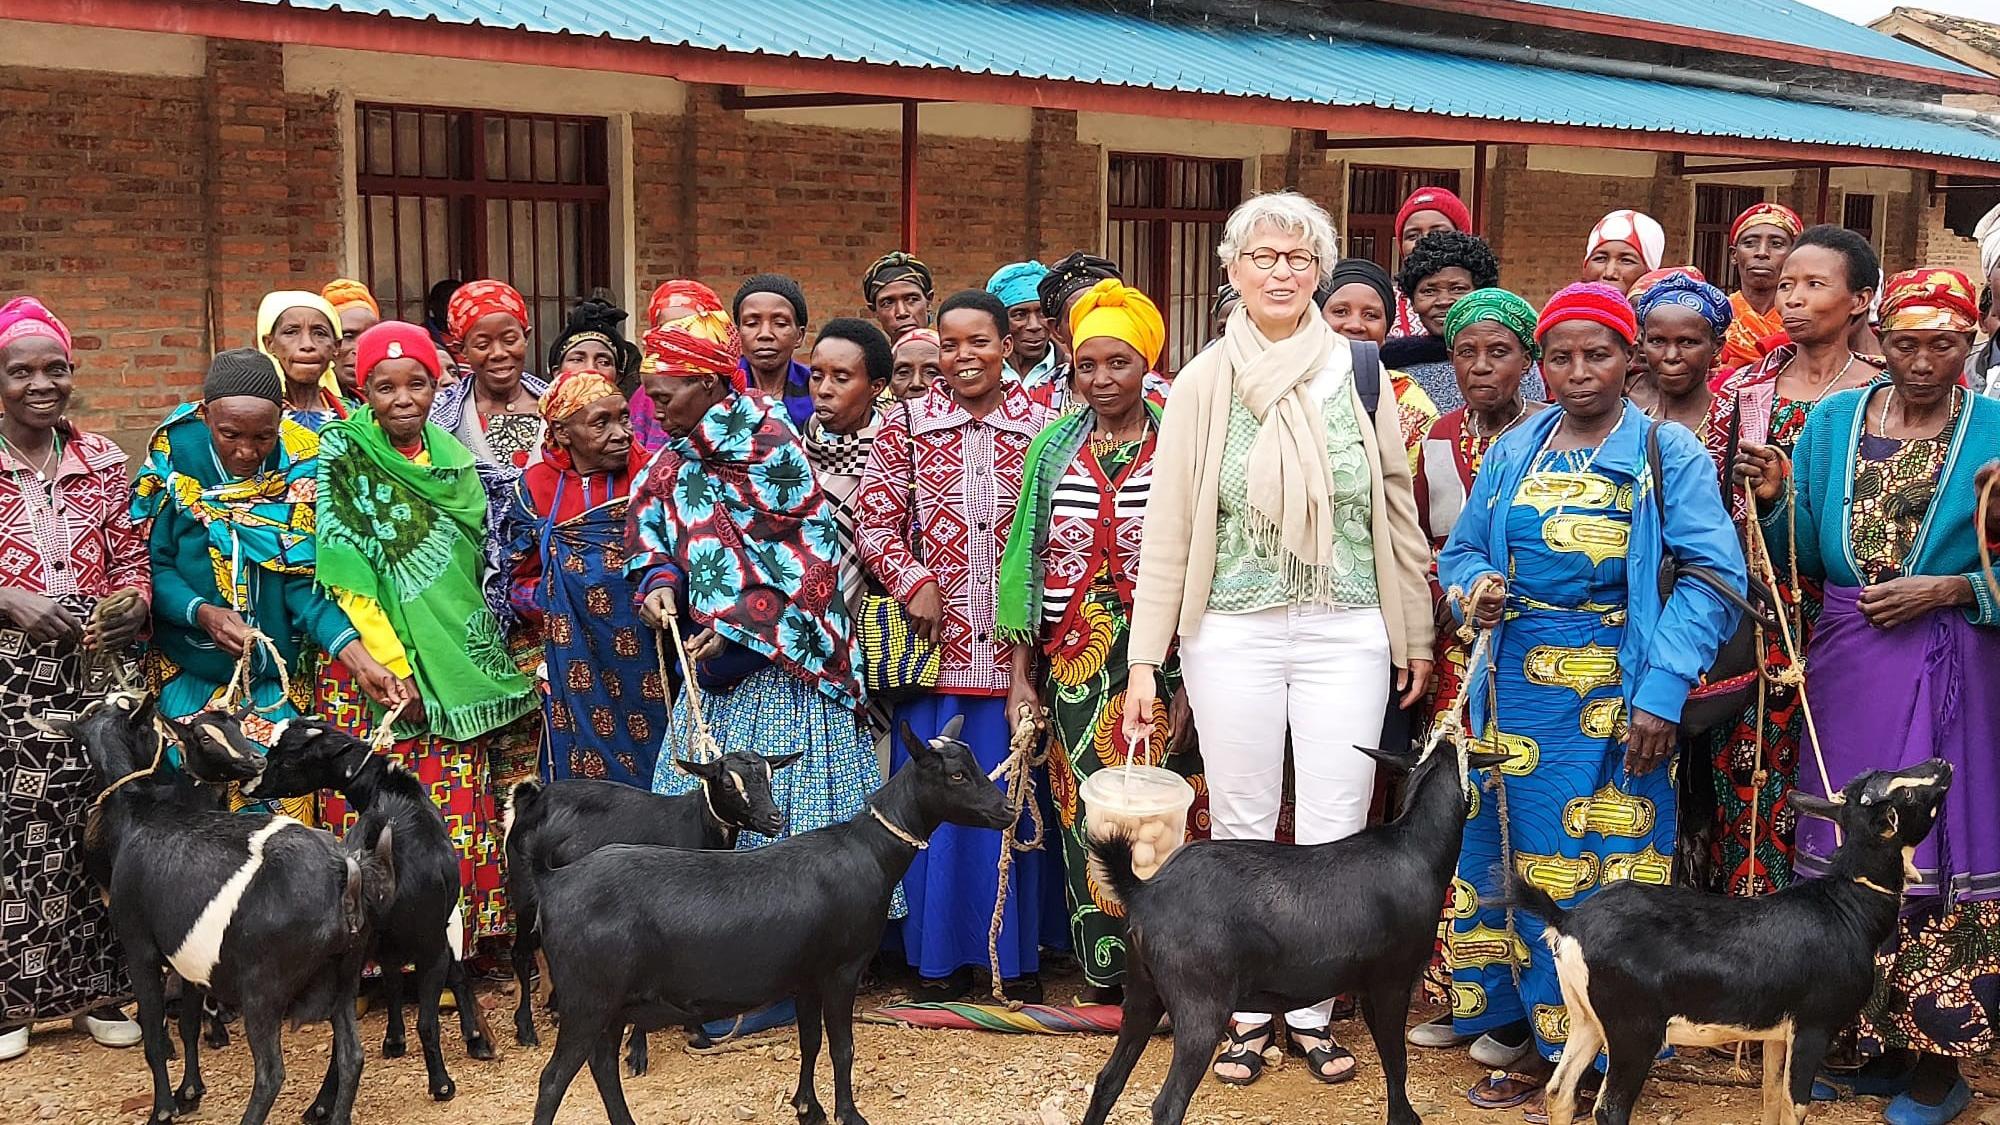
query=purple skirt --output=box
[1795,584,2000,905]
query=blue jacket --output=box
[1438,399,1747,725]
[1764,383,2000,625]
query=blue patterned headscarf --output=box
[987,261,1050,309]
[1634,272,1733,340]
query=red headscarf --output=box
[644,313,745,392]
[646,279,724,329]
[1879,268,1979,334]
[1728,203,1804,245]
[0,296,72,359]
[1536,281,1639,346]
[1395,187,1473,239]
[445,279,529,350]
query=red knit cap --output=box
[1395,187,1473,239]
[1535,281,1638,346]
[355,320,444,385]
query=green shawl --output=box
[315,408,532,741]
[996,403,1161,645]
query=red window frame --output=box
[354,102,612,346]
[1346,166,1462,271]
[1105,153,1243,374]
[1693,183,1766,289]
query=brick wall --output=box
[1485,150,1672,305]
[0,42,341,449]
[0,65,207,443]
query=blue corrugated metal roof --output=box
[259,0,2000,165]
[1516,0,1984,78]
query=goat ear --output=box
[673,756,717,779]
[899,721,933,763]
[26,714,77,739]
[1464,749,1516,771]
[767,751,804,772]
[937,713,965,742]
[1787,791,1845,822]
[1351,743,1416,773]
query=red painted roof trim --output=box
[1379,0,2000,96]
[19,0,2000,176]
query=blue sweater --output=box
[1762,383,2000,626]
[1438,399,1747,725]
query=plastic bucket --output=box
[1081,764,1195,880]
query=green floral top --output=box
[1209,373,1379,612]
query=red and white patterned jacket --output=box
[0,424,151,605]
[857,381,1053,695]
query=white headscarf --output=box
[1976,201,2000,280]
[1586,209,1666,272]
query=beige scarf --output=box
[1225,304,1343,579]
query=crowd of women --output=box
[4,185,1998,1124]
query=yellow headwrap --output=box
[1069,278,1165,370]
[256,290,345,402]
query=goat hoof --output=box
[148,1108,175,1125]
[430,1077,456,1102]
[174,1083,204,1112]
[380,1037,406,1059]
[626,1044,648,1078]
[466,1034,496,1062]
[204,1027,229,1050]
[791,1100,827,1125]
[301,1102,330,1124]
[514,1020,538,1048]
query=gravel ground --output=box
[5,975,1993,1125]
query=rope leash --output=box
[985,703,1049,1008]
[223,627,296,716]
[1743,484,1838,844]
[1978,469,1998,604]
[368,699,410,754]
[656,611,721,764]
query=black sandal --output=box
[1211,1019,1276,1086]
[1287,1024,1358,1085]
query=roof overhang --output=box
[1382,0,2000,97]
[16,0,2000,178]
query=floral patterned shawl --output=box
[625,391,863,711]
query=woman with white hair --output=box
[1122,191,1435,1086]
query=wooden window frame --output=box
[1104,152,1243,373]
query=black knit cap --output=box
[1037,251,1121,320]
[735,273,809,323]
[203,347,285,406]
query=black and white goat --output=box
[241,717,496,1103]
[1517,759,1953,1125]
[1082,741,1513,1125]
[502,748,797,1069]
[52,692,395,1125]
[528,717,1013,1125]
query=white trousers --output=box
[1179,603,1392,1030]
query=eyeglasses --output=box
[1239,248,1319,272]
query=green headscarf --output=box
[1443,288,1540,360]
[314,407,533,742]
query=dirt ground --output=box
[6,971,1994,1125]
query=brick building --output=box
[4,0,1999,449]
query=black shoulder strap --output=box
[1647,420,1675,601]
[1351,340,1381,415]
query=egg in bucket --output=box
[1082,761,1194,881]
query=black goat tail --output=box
[1085,831,1147,911]
[504,778,544,845]
[1505,876,1568,935]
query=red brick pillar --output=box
[1026,109,1100,262]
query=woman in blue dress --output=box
[1438,282,1745,1116]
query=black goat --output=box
[1518,759,1954,1125]
[241,717,496,1104]
[1082,742,1512,1125]
[503,749,798,1071]
[528,716,1013,1125]
[52,692,395,1125]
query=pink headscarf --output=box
[0,297,72,359]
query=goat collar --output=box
[868,805,927,850]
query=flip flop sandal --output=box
[1286,1027,1358,1085]
[1521,1085,1596,1124]
[1211,1019,1277,1087]
[1468,1069,1548,1110]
